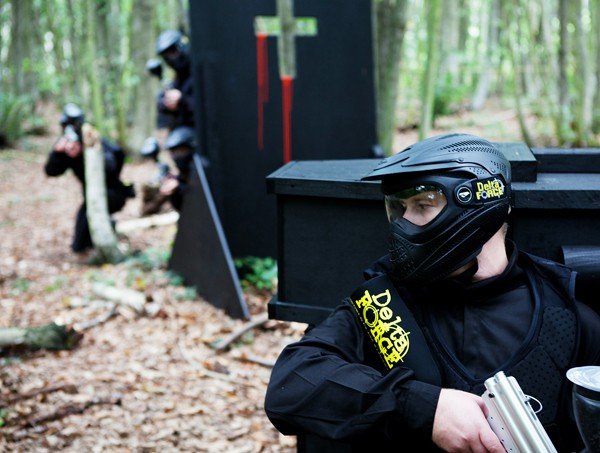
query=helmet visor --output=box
[384,184,447,225]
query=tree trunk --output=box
[128,0,157,152]
[594,0,600,134]
[419,0,442,140]
[7,0,33,97]
[557,0,572,145]
[374,0,409,155]
[572,0,594,146]
[82,124,123,263]
[66,0,83,99]
[115,0,133,149]
[85,0,106,134]
[439,0,459,85]
[504,1,533,146]
[472,0,499,111]
[44,0,67,99]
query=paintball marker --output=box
[482,371,557,453]
[146,58,164,82]
[139,137,171,187]
[63,124,80,144]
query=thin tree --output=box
[503,0,533,146]
[472,0,499,111]
[557,0,573,145]
[128,0,157,152]
[572,0,594,146]
[594,0,600,134]
[85,0,106,134]
[374,0,409,155]
[419,0,442,140]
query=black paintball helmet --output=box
[156,30,184,55]
[156,30,190,74]
[59,103,85,129]
[362,133,512,283]
[139,137,161,161]
[146,58,163,80]
[165,126,196,151]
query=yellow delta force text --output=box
[352,288,410,370]
[475,179,504,201]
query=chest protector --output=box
[351,252,581,450]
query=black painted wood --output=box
[268,153,600,325]
[532,148,600,173]
[497,142,537,182]
[169,155,249,320]
[188,0,377,259]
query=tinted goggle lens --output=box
[384,185,446,223]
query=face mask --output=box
[384,174,510,284]
[164,52,190,76]
[173,153,192,176]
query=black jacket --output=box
[44,138,133,198]
[157,75,195,130]
[264,245,600,452]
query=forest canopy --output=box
[1,0,599,152]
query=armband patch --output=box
[350,287,410,370]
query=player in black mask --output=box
[264,133,600,452]
[44,103,135,258]
[154,30,195,132]
[159,126,196,211]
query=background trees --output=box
[1,0,599,154]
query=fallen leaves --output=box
[0,144,307,451]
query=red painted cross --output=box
[254,2,318,163]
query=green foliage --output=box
[0,408,8,427]
[125,247,171,271]
[84,270,115,287]
[166,271,184,287]
[433,76,469,118]
[175,286,197,301]
[0,94,29,148]
[234,256,277,292]
[10,278,30,295]
[44,276,68,293]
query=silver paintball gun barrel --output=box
[482,371,557,453]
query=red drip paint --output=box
[281,75,294,164]
[256,33,269,150]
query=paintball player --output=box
[158,126,196,212]
[138,137,171,216]
[264,133,600,452]
[154,30,195,132]
[44,103,135,257]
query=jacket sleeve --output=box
[168,177,187,211]
[44,150,70,177]
[264,302,441,443]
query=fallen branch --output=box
[115,211,179,234]
[73,305,118,331]
[176,338,262,389]
[210,312,269,351]
[0,323,83,351]
[91,283,146,314]
[24,393,122,428]
[230,350,275,368]
[0,383,78,408]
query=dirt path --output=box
[0,140,305,452]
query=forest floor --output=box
[0,100,531,452]
[0,122,307,452]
